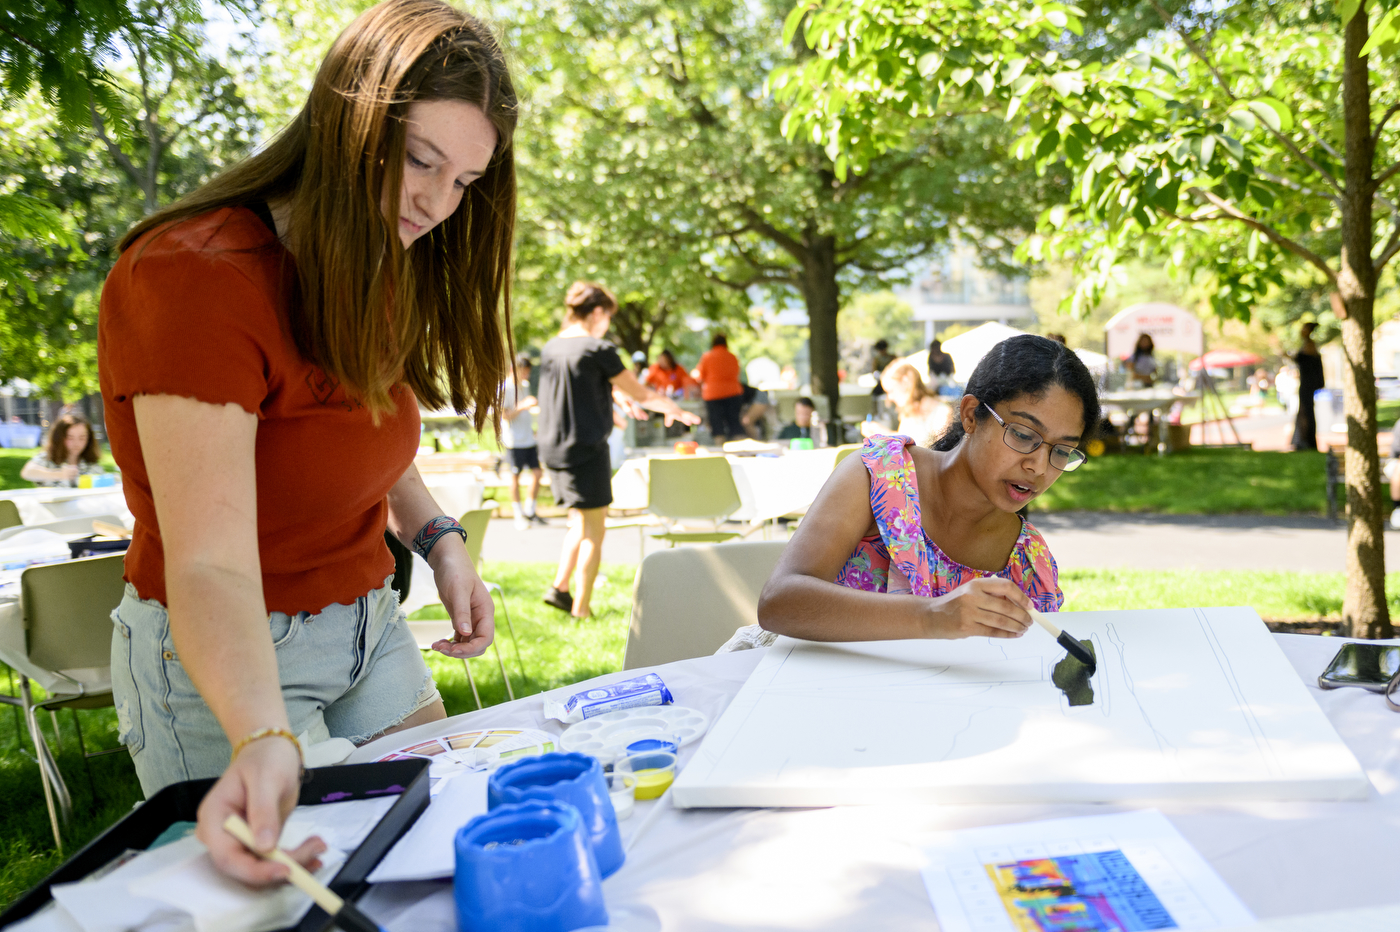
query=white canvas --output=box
[672,607,1370,808]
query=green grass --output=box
[0,447,120,492]
[0,559,1378,908]
[1060,568,1394,620]
[1034,449,1328,515]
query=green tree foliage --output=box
[0,3,259,402]
[502,0,1055,430]
[774,0,1400,637]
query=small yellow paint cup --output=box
[616,751,677,801]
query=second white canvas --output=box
[672,607,1369,807]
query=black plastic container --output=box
[0,759,429,931]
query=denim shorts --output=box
[110,576,440,797]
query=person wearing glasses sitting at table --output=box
[759,335,1099,641]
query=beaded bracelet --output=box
[412,515,467,560]
[232,727,303,766]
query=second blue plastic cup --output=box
[454,800,609,932]
[488,751,625,877]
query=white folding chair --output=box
[624,540,786,669]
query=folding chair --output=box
[646,456,743,547]
[623,540,787,669]
[404,508,525,709]
[0,499,21,530]
[0,553,126,849]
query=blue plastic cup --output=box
[488,752,625,878]
[454,800,609,932]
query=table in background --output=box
[610,448,838,526]
[354,633,1400,932]
[0,488,131,525]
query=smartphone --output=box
[1317,643,1400,692]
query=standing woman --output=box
[1291,322,1324,452]
[537,282,698,618]
[99,0,513,884]
[21,414,106,487]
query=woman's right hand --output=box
[923,577,1033,639]
[195,736,326,885]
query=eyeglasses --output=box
[982,404,1087,472]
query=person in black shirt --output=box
[1292,322,1325,452]
[870,340,896,398]
[927,338,955,379]
[537,281,698,617]
[777,397,818,441]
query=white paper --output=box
[674,607,1371,807]
[49,797,396,932]
[1220,904,1400,931]
[368,770,489,883]
[920,810,1255,932]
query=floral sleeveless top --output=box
[834,434,1064,611]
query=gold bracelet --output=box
[231,727,304,766]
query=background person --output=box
[537,281,698,618]
[644,349,698,398]
[694,333,745,443]
[1128,333,1158,387]
[21,414,106,488]
[862,361,952,447]
[927,338,955,381]
[1292,322,1325,452]
[759,335,1099,642]
[871,339,896,398]
[98,0,512,886]
[778,397,818,441]
[499,353,544,529]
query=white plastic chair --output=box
[623,540,786,669]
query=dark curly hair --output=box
[933,335,1100,452]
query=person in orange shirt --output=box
[694,333,745,443]
[644,349,698,398]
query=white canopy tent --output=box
[1103,302,1203,361]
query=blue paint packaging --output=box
[543,673,674,723]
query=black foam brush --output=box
[1031,610,1097,673]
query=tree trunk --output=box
[1339,6,1392,639]
[798,232,842,443]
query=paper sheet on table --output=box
[48,797,395,932]
[367,770,489,883]
[920,810,1254,932]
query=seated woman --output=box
[21,414,106,488]
[644,349,699,398]
[861,359,952,446]
[759,335,1099,642]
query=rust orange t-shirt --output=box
[695,347,742,401]
[98,206,421,614]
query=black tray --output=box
[0,759,430,931]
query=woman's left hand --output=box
[428,544,495,658]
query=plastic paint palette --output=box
[559,706,708,763]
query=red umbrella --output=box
[1188,349,1263,371]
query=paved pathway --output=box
[473,513,1399,575]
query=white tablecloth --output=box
[352,634,1400,931]
[0,488,131,525]
[610,449,838,525]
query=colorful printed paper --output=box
[921,811,1254,932]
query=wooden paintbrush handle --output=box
[222,815,343,915]
[92,519,132,539]
[1029,609,1062,639]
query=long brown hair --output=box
[46,415,100,466]
[119,0,517,427]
